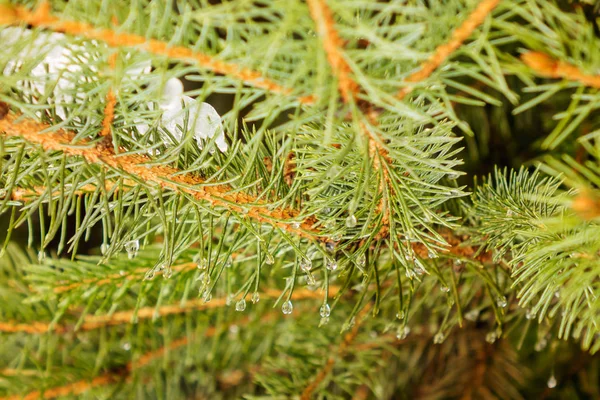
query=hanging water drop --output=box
[440,285,450,293]
[202,291,212,303]
[292,221,301,229]
[282,300,293,315]
[485,331,497,344]
[306,273,317,286]
[226,294,234,306]
[325,241,336,253]
[496,295,508,308]
[37,250,46,262]
[225,258,233,268]
[324,219,336,230]
[326,259,338,271]
[100,243,109,255]
[251,292,260,304]
[300,257,312,272]
[396,326,410,340]
[433,332,445,344]
[196,257,208,270]
[122,342,131,351]
[448,172,460,180]
[547,374,557,389]
[464,309,480,321]
[427,250,437,259]
[320,303,331,318]
[356,253,366,268]
[235,299,246,312]
[265,253,275,265]
[345,214,357,228]
[124,240,139,259]
[396,311,405,320]
[162,266,173,279]
[506,208,514,217]
[145,270,155,280]
[525,309,536,320]
[535,337,548,351]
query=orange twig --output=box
[398,0,502,99]
[6,2,315,105]
[306,0,359,104]
[300,305,371,399]
[0,287,337,334]
[100,53,118,138]
[521,51,600,89]
[0,113,321,241]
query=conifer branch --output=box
[521,51,600,89]
[4,2,316,105]
[99,53,117,139]
[0,113,322,241]
[397,0,502,99]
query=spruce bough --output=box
[1,0,600,398]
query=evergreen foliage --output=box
[1,0,600,398]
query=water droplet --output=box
[433,332,445,344]
[450,189,461,196]
[356,253,366,268]
[346,214,357,228]
[282,300,293,315]
[225,258,232,268]
[324,219,336,230]
[453,259,462,267]
[506,208,514,217]
[306,273,317,286]
[525,309,535,320]
[119,270,126,276]
[292,221,301,229]
[323,207,331,215]
[554,290,560,299]
[414,263,425,275]
[325,241,336,253]
[496,295,508,308]
[145,270,155,280]
[251,292,260,304]
[319,303,331,318]
[320,316,330,325]
[547,374,557,389]
[332,233,342,242]
[326,259,338,271]
[100,243,109,255]
[464,309,480,321]
[0,189,6,198]
[235,299,246,312]
[396,311,405,320]
[37,250,46,262]
[448,172,460,180]
[196,257,208,270]
[300,257,312,272]
[162,266,173,279]
[202,291,212,303]
[485,331,497,344]
[427,250,437,259]
[396,326,410,340]
[535,337,548,351]
[265,253,275,265]
[229,325,239,335]
[122,342,131,351]
[440,285,450,293]
[226,294,234,306]
[124,240,139,259]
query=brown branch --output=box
[300,305,371,400]
[0,287,336,334]
[521,51,600,89]
[0,113,322,241]
[4,2,315,105]
[306,0,359,104]
[99,53,118,139]
[398,0,502,99]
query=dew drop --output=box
[225,258,232,268]
[145,270,155,280]
[448,172,460,180]
[229,325,239,335]
[356,253,366,268]
[292,222,301,229]
[325,241,336,253]
[300,257,312,272]
[324,219,336,230]
[37,250,46,262]
[396,311,405,320]
[124,240,139,259]
[535,337,548,351]
[122,342,131,351]
[235,299,246,312]
[440,285,450,293]
[326,259,338,271]
[196,257,208,270]
[525,309,536,320]
[162,266,173,279]
[282,300,293,315]
[506,208,514,217]
[496,295,508,308]
[319,303,331,318]
[202,291,212,303]
[547,374,557,389]
[485,331,497,344]
[464,309,480,321]
[100,243,109,255]
[427,250,437,259]
[396,326,410,340]
[433,332,445,344]
[306,273,317,286]
[251,292,260,304]
[226,294,234,306]
[265,253,275,265]
[345,214,357,228]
